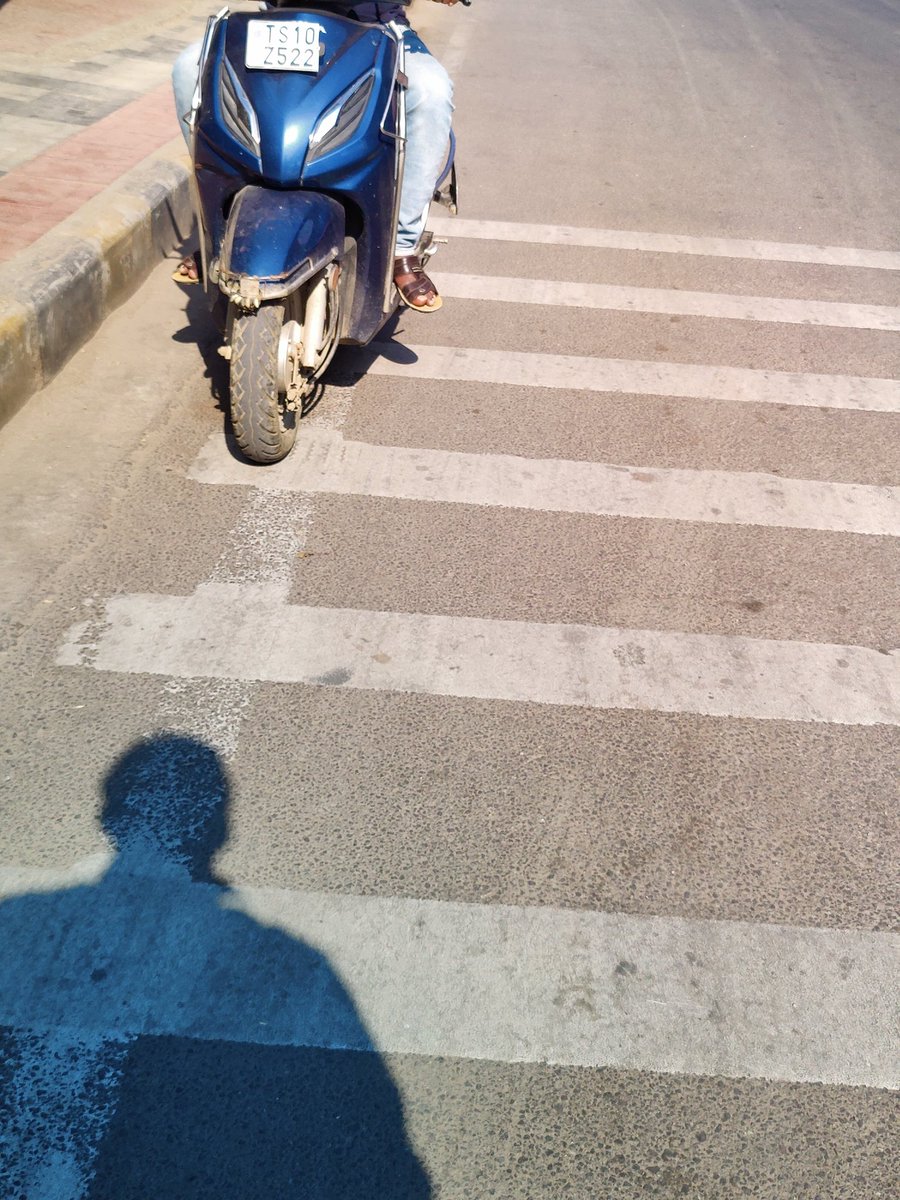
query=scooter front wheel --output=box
[229,302,296,464]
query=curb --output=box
[0,140,193,431]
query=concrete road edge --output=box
[0,139,193,431]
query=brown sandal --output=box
[394,254,442,313]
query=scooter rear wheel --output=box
[229,302,296,464]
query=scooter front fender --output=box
[218,187,344,303]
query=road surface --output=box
[1,0,898,1195]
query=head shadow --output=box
[101,733,229,884]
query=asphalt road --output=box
[1,0,898,1196]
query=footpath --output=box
[0,0,233,426]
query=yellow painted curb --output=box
[0,139,193,430]
[0,296,42,427]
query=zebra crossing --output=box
[53,224,900,967]
[431,271,900,330]
[3,213,899,1194]
[57,219,900,735]
[352,342,900,411]
[429,216,900,270]
[2,860,896,1091]
[58,580,898,726]
[188,424,899,535]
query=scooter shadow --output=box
[324,311,419,385]
[170,256,229,418]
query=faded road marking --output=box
[190,428,900,537]
[351,343,900,412]
[435,273,900,331]
[1,864,897,1089]
[58,583,900,726]
[430,216,900,271]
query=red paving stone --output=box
[0,177,100,206]
[0,83,181,263]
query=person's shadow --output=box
[0,734,431,1199]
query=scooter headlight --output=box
[219,58,260,157]
[307,71,376,164]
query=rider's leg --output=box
[394,31,454,310]
[171,43,202,281]
[172,42,202,147]
[172,30,454,299]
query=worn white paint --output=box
[351,343,900,412]
[434,273,900,330]
[0,862,897,1090]
[57,583,900,726]
[189,428,900,537]
[429,216,900,271]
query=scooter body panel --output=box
[219,188,344,300]
[193,9,402,345]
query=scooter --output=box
[187,3,461,464]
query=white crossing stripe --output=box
[58,583,900,726]
[190,429,900,537]
[429,216,900,271]
[354,343,900,413]
[1,861,897,1090]
[435,273,900,331]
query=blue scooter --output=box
[188,3,461,463]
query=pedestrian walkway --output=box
[0,0,213,259]
[0,0,223,423]
[0,0,209,173]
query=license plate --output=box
[245,20,321,72]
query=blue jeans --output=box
[172,27,453,256]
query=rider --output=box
[172,0,458,312]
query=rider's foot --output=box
[394,255,443,313]
[172,254,200,284]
